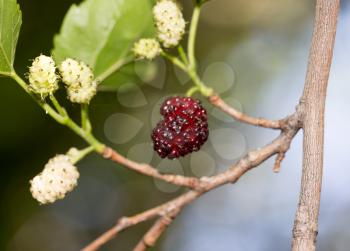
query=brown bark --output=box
[102,147,201,189]
[209,94,283,129]
[133,210,180,251]
[292,1,340,250]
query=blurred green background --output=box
[1,0,350,250]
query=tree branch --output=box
[82,111,301,251]
[100,92,290,189]
[133,209,180,251]
[209,94,283,129]
[292,1,340,250]
[102,147,202,189]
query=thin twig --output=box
[133,209,180,251]
[209,94,282,129]
[96,55,134,82]
[82,191,199,251]
[102,147,202,189]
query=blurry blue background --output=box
[1,0,349,250]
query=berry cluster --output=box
[133,0,185,60]
[28,55,98,104]
[152,97,209,159]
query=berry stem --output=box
[81,104,92,133]
[187,5,201,70]
[160,51,187,71]
[161,50,212,97]
[178,46,189,65]
[63,116,104,153]
[70,146,95,164]
[160,3,212,98]
[186,86,199,97]
[10,72,104,153]
[50,95,68,117]
[11,72,65,123]
[96,54,134,82]
[187,68,213,97]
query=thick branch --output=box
[82,112,301,251]
[292,1,340,250]
[209,94,283,129]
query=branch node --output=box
[102,147,113,159]
[273,152,286,173]
[117,216,131,226]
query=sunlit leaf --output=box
[0,0,22,75]
[52,0,155,88]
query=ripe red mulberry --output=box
[152,97,209,159]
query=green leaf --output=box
[0,0,22,75]
[52,0,155,85]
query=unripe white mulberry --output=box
[59,58,94,87]
[153,0,186,48]
[30,155,80,204]
[67,81,97,104]
[59,58,97,104]
[133,39,161,60]
[28,55,58,97]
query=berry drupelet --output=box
[152,97,209,159]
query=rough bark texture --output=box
[292,1,340,250]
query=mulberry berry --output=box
[133,38,161,60]
[28,55,58,97]
[153,0,186,48]
[152,97,209,159]
[30,155,80,204]
[59,58,97,104]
